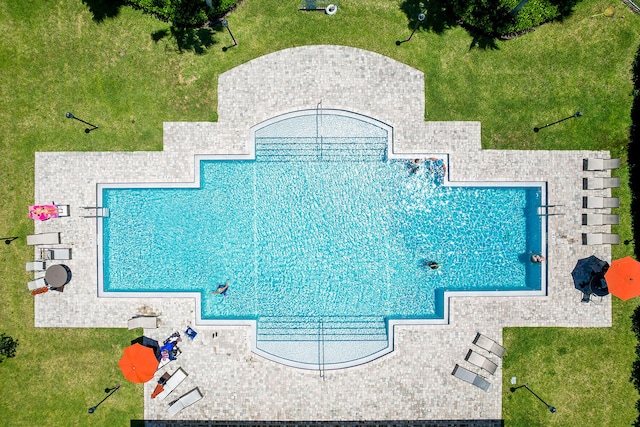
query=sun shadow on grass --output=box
[399,0,458,35]
[81,0,126,22]
[151,26,218,54]
[629,44,640,258]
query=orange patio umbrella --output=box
[118,343,159,383]
[605,256,640,300]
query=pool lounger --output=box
[472,332,506,358]
[127,316,158,330]
[583,158,620,171]
[582,233,620,245]
[26,232,60,246]
[464,349,498,375]
[156,368,188,401]
[41,248,71,260]
[28,277,47,291]
[167,387,203,416]
[583,196,620,209]
[451,364,490,391]
[26,261,47,272]
[583,177,620,190]
[582,213,619,226]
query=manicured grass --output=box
[0,0,639,425]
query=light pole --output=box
[534,111,582,132]
[88,384,120,414]
[66,112,98,133]
[0,236,18,245]
[396,12,426,46]
[221,19,237,51]
[510,379,556,413]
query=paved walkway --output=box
[33,46,615,423]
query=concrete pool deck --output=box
[33,45,615,424]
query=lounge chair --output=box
[583,177,620,190]
[465,349,498,375]
[41,248,71,260]
[26,261,47,272]
[582,213,619,226]
[156,368,188,401]
[127,316,158,330]
[26,232,60,246]
[583,196,620,209]
[472,332,506,358]
[582,233,620,245]
[451,364,490,391]
[167,387,203,416]
[57,205,70,217]
[583,158,620,171]
[27,277,47,290]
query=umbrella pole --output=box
[88,384,120,414]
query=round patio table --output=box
[44,264,70,288]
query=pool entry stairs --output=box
[255,315,390,369]
[255,137,387,162]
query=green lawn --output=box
[1,0,639,425]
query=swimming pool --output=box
[97,110,546,369]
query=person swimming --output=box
[211,280,229,296]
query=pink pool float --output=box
[29,205,59,221]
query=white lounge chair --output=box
[127,316,158,330]
[582,233,620,245]
[472,332,506,358]
[57,205,70,217]
[167,387,203,416]
[583,196,620,209]
[583,158,620,171]
[583,177,620,190]
[156,368,188,401]
[582,213,619,226]
[26,261,47,272]
[41,248,71,260]
[27,277,47,290]
[26,232,60,246]
[451,365,490,391]
[465,349,498,375]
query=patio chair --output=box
[41,248,71,260]
[26,232,60,246]
[127,316,158,330]
[472,332,506,358]
[582,213,619,226]
[583,158,620,171]
[167,387,203,416]
[26,261,47,272]
[156,368,188,401]
[582,233,620,245]
[583,177,620,190]
[451,364,490,392]
[27,277,47,290]
[583,196,620,209]
[464,349,498,375]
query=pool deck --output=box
[33,45,615,424]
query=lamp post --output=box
[88,384,120,414]
[66,112,98,133]
[534,111,582,133]
[510,381,556,413]
[396,12,426,46]
[0,236,18,245]
[221,19,237,51]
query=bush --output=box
[0,333,18,363]
[126,0,239,27]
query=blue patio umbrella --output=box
[572,255,609,291]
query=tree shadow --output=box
[151,26,217,54]
[468,30,500,50]
[629,44,640,258]
[81,0,126,22]
[399,0,458,35]
[549,0,583,21]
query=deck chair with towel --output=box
[26,232,60,246]
[582,213,620,226]
[465,349,498,375]
[28,277,47,290]
[26,261,47,272]
[583,177,620,190]
[156,368,188,401]
[451,364,490,391]
[583,196,620,209]
[127,316,158,330]
[582,233,620,245]
[167,387,203,416]
[583,158,620,171]
[472,332,506,358]
[41,248,71,260]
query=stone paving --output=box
[32,45,616,424]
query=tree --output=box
[0,333,18,363]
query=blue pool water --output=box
[101,159,543,321]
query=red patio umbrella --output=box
[605,256,640,300]
[118,343,159,383]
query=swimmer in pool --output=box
[211,280,229,296]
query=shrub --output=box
[0,333,18,363]
[126,0,239,27]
